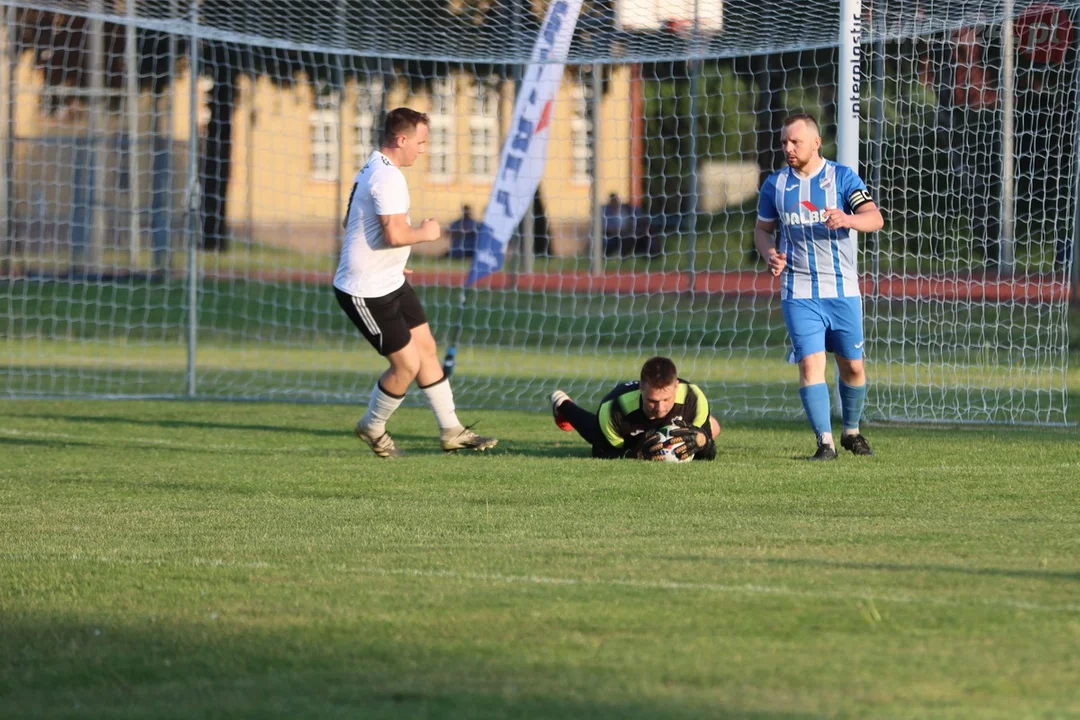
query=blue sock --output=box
[799,383,832,440]
[840,381,867,432]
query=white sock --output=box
[360,382,405,436]
[818,432,835,448]
[420,375,461,431]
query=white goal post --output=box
[0,0,1073,425]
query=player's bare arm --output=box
[379,213,441,247]
[822,202,884,232]
[754,218,786,277]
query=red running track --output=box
[215,269,1073,303]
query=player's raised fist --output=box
[767,250,787,277]
[823,208,851,230]
[420,218,441,242]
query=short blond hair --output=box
[783,112,820,135]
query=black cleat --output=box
[810,443,838,461]
[841,433,874,456]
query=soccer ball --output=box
[655,424,693,464]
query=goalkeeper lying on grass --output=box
[550,356,721,461]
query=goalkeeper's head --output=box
[639,356,678,420]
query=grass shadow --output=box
[11,411,349,438]
[651,553,1080,584]
[0,617,825,720]
[0,435,96,449]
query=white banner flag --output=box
[466,0,585,285]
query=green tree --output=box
[642,59,757,222]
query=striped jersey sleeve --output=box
[840,165,874,213]
[757,173,780,222]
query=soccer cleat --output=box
[551,390,573,432]
[841,433,874,456]
[810,442,838,461]
[441,424,498,452]
[355,422,402,459]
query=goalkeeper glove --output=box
[634,430,668,461]
[667,427,707,461]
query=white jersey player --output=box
[334,107,497,458]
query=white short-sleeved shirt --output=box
[333,151,412,298]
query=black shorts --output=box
[335,282,428,356]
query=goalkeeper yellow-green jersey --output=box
[595,379,715,460]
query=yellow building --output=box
[236,67,634,256]
[5,51,636,262]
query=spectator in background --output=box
[603,193,629,256]
[532,192,551,256]
[604,193,658,258]
[936,22,1002,267]
[628,204,659,258]
[448,204,479,259]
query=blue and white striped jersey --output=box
[757,160,874,300]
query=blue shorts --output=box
[782,297,865,362]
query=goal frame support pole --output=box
[185,0,201,397]
[1001,0,1017,275]
[837,0,862,414]
[838,0,861,182]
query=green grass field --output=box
[2,399,1078,718]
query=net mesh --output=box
[0,0,1073,424]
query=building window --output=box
[428,77,455,180]
[353,75,384,172]
[309,88,339,182]
[469,80,499,179]
[197,76,214,133]
[570,81,593,185]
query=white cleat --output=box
[441,424,498,452]
[550,390,573,432]
[355,422,402,458]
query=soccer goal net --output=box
[0,0,1073,424]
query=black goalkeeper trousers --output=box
[561,401,606,447]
